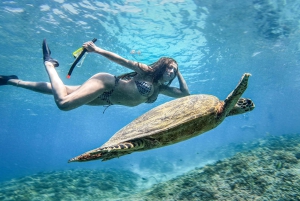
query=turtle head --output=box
[226,98,255,116]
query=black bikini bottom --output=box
[98,76,120,106]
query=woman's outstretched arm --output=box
[83,41,149,74]
[160,70,190,98]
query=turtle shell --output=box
[101,94,222,148]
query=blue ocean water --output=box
[0,0,299,190]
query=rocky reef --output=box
[0,169,140,201]
[130,134,300,200]
[0,134,300,200]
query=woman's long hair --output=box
[118,57,178,86]
[149,57,178,85]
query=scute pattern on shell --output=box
[101,94,220,148]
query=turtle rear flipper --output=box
[68,140,145,162]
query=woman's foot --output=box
[42,39,59,67]
[0,75,19,85]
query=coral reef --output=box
[0,169,140,201]
[0,134,300,200]
[129,134,300,200]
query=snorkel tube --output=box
[67,38,97,79]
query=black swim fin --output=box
[0,75,19,85]
[42,39,59,67]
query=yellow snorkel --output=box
[67,38,97,79]
[72,47,84,58]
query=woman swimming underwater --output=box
[0,39,190,111]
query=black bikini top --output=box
[135,80,152,97]
[118,72,156,103]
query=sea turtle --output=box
[69,73,255,162]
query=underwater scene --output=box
[0,0,299,200]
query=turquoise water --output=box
[0,0,300,198]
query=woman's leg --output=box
[45,62,115,111]
[7,79,79,95]
[39,39,116,111]
[2,69,114,111]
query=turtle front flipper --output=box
[223,73,252,117]
[68,140,145,162]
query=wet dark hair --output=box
[149,57,178,85]
[117,57,178,85]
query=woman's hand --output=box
[82,41,98,52]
